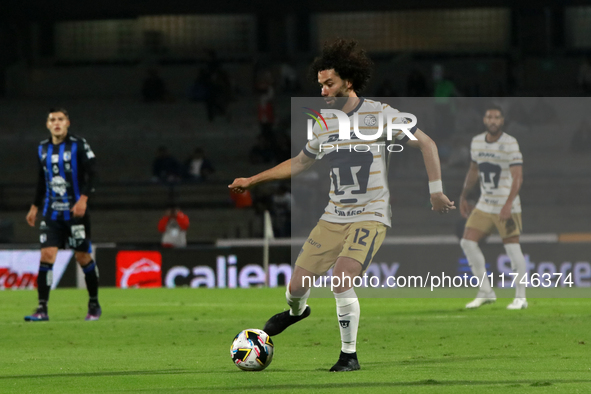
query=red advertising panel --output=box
[116,251,162,288]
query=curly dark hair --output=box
[309,39,373,93]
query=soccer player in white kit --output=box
[229,39,455,371]
[459,105,528,310]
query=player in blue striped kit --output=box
[24,108,101,321]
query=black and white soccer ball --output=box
[230,329,274,371]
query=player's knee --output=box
[462,226,486,242]
[460,238,477,252]
[290,266,315,293]
[40,249,57,263]
[334,257,362,278]
[75,252,92,266]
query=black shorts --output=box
[39,215,92,252]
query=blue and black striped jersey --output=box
[33,134,97,221]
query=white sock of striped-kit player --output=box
[334,287,359,354]
[504,243,527,298]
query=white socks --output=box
[334,287,360,354]
[287,284,360,353]
[286,286,310,316]
[460,239,493,294]
[461,239,527,298]
[504,243,527,299]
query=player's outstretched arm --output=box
[459,161,479,218]
[229,150,315,193]
[406,129,455,213]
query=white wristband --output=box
[429,180,443,194]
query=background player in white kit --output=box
[459,105,528,310]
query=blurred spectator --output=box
[142,69,167,103]
[152,146,181,183]
[158,207,189,248]
[191,50,232,121]
[433,64,459,101]
[249,134,275,165]
[578,56,591,95]
[255,69,276,142]
[213,68,233,121]
[406,68,429,97]
[207,50,233,121]
[183,147,215,182]
[271,184,293,238]
[570,121,591,153]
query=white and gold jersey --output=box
[303,98,416,227]
[470,132,523,214]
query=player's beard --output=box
[486,124,502,136]
[322,85,350,110]
[322,96,350,112]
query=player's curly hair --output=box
[309,38,373,93]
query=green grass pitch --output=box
[1,287,590,393]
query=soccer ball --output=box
[230,329,274,371]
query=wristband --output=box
[429,180,443,194]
